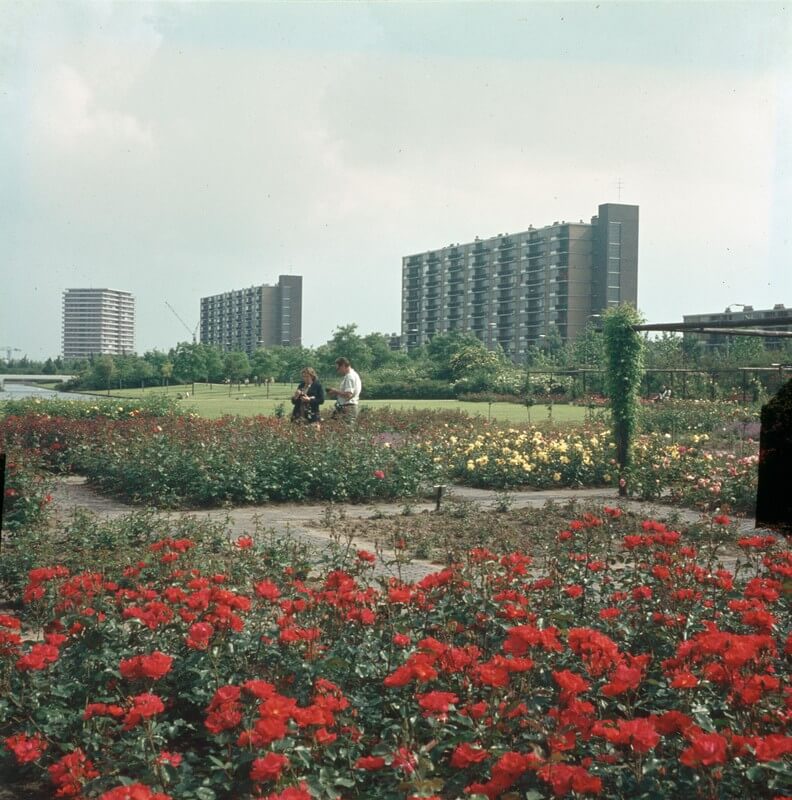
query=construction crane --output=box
[0,346,21,362]
[165,302,199,344]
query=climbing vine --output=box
[603,305,645,494]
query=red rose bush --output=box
[1,510,789,799]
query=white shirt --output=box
[337,368,362,406]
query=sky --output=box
[1,1,791,358]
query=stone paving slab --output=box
[49,476,763,583]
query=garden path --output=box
[51,477,763,582]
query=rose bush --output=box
[1,449,52,531]
[1,402,759,513]
[1,509,789,799]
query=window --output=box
[607,287,620,302]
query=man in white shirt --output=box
[327,357,362,424]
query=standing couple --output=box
[290,357,362,424]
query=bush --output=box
[362,380,456,400]
[1,450,52,532]
[2,414,441,507]
[638,399,759,438]
[0,511,788,799]
[0,395,182,420]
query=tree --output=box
[204,347,225,383]
[42,357,56,375]
[362,333,397,370]
[115,355,137,389]
[161,361,174,388]
[130,357,154,389]
[727,336,768,366]
[570,324,606,369]
[426,332,483,380]
[93,356,116,395]
[317,324,373,374]
[173,342,208,393]
[250,349,283,384]
[273,346,316,383]
[223,352,250,386]
[645,333,683,369]
[449,340,503,381]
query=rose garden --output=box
[0,310,789,800]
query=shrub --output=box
[0,511,788,799]
[1,450,52,532]
[362,380,456,400]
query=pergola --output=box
[633,314,792,339]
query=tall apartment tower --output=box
[62,288,135,359]
[401,203,638,357]
[199,275,302,354]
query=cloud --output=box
[1,3,789,357]
[33,63,154,151]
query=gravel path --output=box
[50,477,764,582]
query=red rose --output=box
[450,742,489,769]
[753,735,792,763]
[4,732,48,764]
[250,752,289,782]
[98,784,172,800]
[417,691,459,717]
[254,580,281,601]
[186,622,214,650]
[355,755,386,770]
[119,651,173,681]
[122,693,165,730]
[48,750,100,797]
[680,731,728,768]
[373,470,385,479]
[553,670,590,696]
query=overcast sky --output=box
[2,1,791,358]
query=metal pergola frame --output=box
[633,315,792,338]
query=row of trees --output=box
[4,322,791,397]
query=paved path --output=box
[50,477,763,582]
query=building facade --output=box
[199,275,302,354]
[683,304,790,349]
[62,288,135,359]
[401,203,638,357]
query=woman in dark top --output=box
[290,367,324,423]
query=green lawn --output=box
[95,383,591,424]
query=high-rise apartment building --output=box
[62,288,135,359]
[401,203,638,357]
[200,275,302,354]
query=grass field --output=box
[89,383,592,424]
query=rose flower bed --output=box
[0,412,442,506]
[1,402,759,513]
[1,510,790,799]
